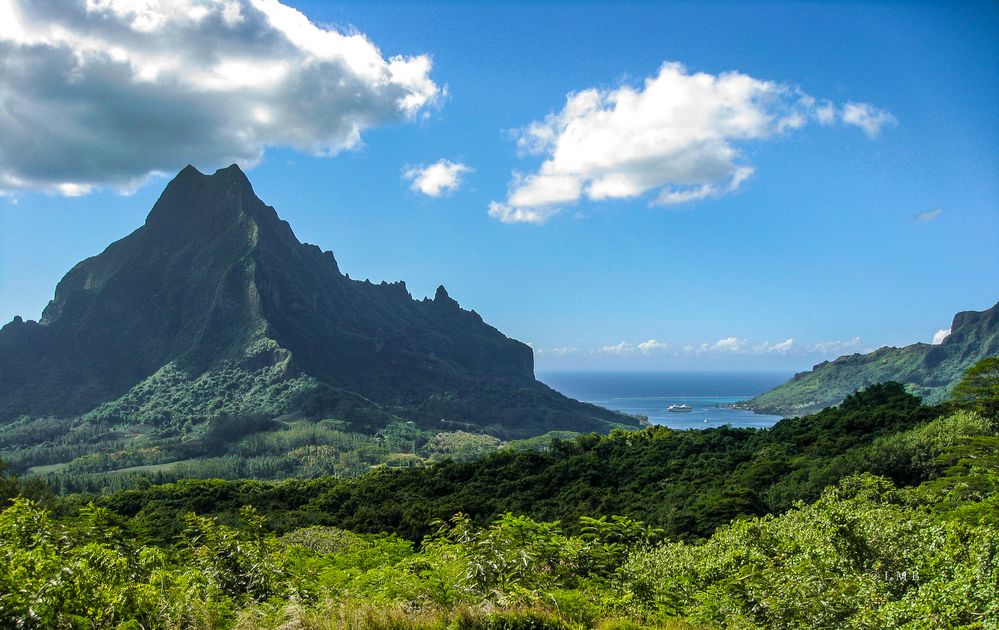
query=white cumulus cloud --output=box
[489,62,894,223]
[931,328,951,345]
[638,338,669,354]
[706,337,751,353]
[403,159,472,197]
[0,0,441,195]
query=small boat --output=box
[667,403,692,413]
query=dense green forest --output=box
[2,362,998,628]
[1,413,995,628]
[78,383,954,542]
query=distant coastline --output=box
[538,370,793,429]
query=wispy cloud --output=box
[544,335,864,359]
[0,0,441,195]
[599,341,635,355]
[532,330,864,358]
[403,160,473,197]
[754,338,796,354]
[533,346,580,357]
[489,62,894,223]
[809,337,863,356]
[842,102,898,137]
[914,208,943,223]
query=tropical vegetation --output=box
[1,358,997,628]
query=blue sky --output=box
[0,0,996,370]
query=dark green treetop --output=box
[951,356,999,419]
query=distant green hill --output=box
[747,301,999,416]
[0,165,635,440]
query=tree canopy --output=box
[951,355,999,418]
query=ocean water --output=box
[537,371,793,429]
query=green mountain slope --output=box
[746,301,999,416]
[0,165,635,439]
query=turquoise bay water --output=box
[537,371,792,429]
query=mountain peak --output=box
[434,285,461,309]
[173,163,248,179]
[212,163,252,186]
[143,164,267,244]
[157,163,254,197]
[0,167,634,438]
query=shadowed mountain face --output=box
[0,165,634,438]
[747,301,999,417]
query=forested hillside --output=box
[83,382,949,543]
[2,377,996,628]
[747,301,999,416]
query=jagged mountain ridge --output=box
[746,301,999,416]
[0,165,634,437]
